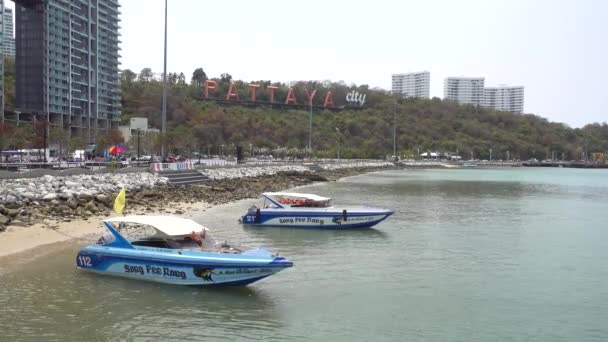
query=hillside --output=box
[119,68,608,160]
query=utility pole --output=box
[585,136,588,163]
[161,0,168,158]
[136,128,141,165]
[43,123,48,163]
[308,95,313,158]
[489,148,492,162]
[392,100,396,159]
[507,150,510,161]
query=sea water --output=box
[1,168,607,341]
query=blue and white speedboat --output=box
[76,216,292,286]
[240,192,393,229]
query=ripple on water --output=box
[1,168,608,341]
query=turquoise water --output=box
[1,168,607,341]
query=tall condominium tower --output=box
[444,77,485,106]
[0,0,4,122]
[483,86,524,113]
[391,71,430,99]
[3,7,14,57]
[14,0,121,140]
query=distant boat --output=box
[76,216,292,286]
[240,192,393,229]
[462,164,479,168]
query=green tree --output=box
[68,136,84,153]
[177,72,186,85]
[220,73,232,83]
[191,68,207,87]
[49,126,70,158]
[3,57,15,107]
[138,68,154,82]
[121,69,137,84]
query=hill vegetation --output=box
[2,62,607,161]
[119,68,608,160]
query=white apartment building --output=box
[3,7,13,58]
[444,77,485,105]
[483,86,524,113]
[392,71,430,99]
[118,117,160,143]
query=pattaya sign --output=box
[204,80,366,108]
[345,90,366,106]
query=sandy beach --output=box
[0,200,213,259]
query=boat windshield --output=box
[97,221,243,254]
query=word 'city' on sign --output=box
[203,80,367,109]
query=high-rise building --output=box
[3,7,14,58]
[0,0,4,122]
[483,86,524,113]
[444,77,485,105]
[14,0,121,140]
[391,71,430,99]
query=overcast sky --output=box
[9,0,607,127]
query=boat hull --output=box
[241,209,393,229]
[76,246,292,286]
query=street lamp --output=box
[335,127,341,160]
[161,0,168,157]
[221,144,224,158]
[249,143,253,159]
[308,94,313,157]
[489,148,493,162]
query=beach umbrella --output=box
[108,146,119,155]
[116,145,126,154]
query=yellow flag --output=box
[113,187,126,214]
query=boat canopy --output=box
[104,216,208,238]
[261,192,332,208]
[263,192,331,202]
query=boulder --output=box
[0,214,10,225]
[78,193,94,202]
[84,201,99,213]
[0,205,7,216]
[67,199,79,210]
[6,208,20,218]
[43,193,58,201]
[58,193,71,201]
[95,194,110,204]
[0,224,6,232]
[9,220,28,227]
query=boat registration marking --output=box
[77,256,92,267]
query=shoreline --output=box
[0,166,391,260]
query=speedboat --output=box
[240,192,393,229]
[76,216,293,286]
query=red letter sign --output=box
[323,91,335,108]
[248,84,260,102]
[267,86,278,103]
[204,80,217,98]
[226,82,240,101]
[304,88,317,106]
[285,87,297,105]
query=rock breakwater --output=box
[0,163,394,231]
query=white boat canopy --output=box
[262,192,331,202]
[105,216,208,237]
